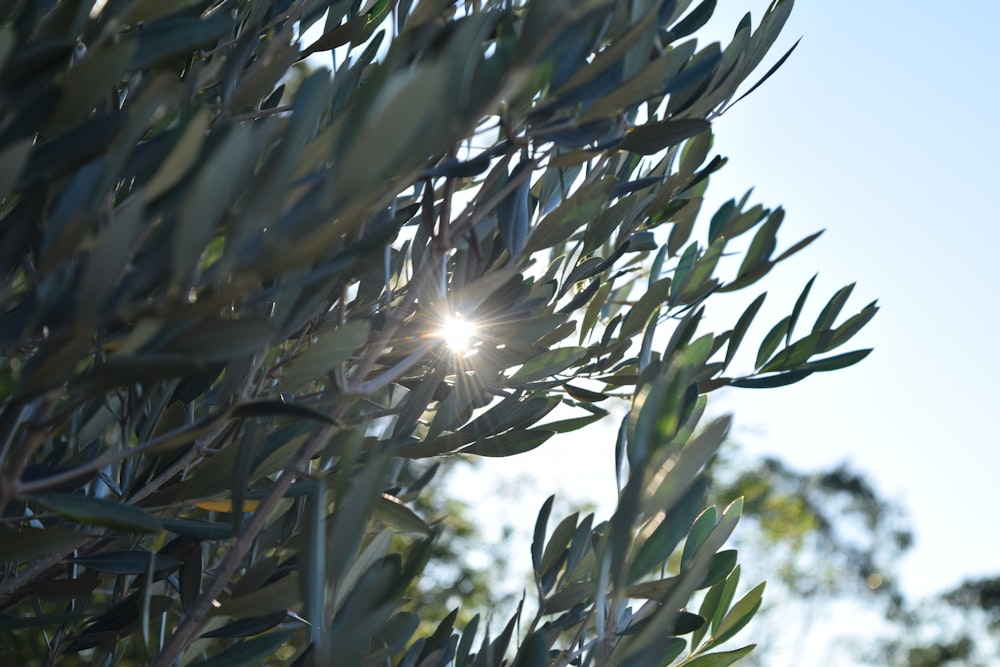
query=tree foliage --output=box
[0,0,876,665]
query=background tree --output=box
[0,0,876,665]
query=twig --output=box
[150,416,340,667]
[15,410,233,496]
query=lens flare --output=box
[439,314,478,353]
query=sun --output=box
[438,314,479,353]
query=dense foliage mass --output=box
[0,0,876,665]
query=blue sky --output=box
[449,0,1000,625]
[701,0,1000,599]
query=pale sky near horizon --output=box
[449,0,1000,631]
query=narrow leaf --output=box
[30,493,161,533]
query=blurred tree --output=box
[870,575,1000,667]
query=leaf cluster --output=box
[0,1,874,665]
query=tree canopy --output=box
[0,0,877,665]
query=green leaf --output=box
[702,581,765,650]
[77,192,144,321]
[801,348,872,372]
[20,111,124,188]
[621,636,687,667]
[301,476,326,650]
[30,493,162,533]
[668,0,718,40]
[819,301,879,353]
[755,315,790,369]
[724,293,765,368]
[187,632,295,667]
[373,493,432,535]
[581,281,614,343]
[628,478,706,584]
[623,575,677,601]
[145,108,210,201]
[536,410,608,434]
[0,527,91,563]
[759,329,824,372]
[644,416,730,519]
[397,432,476,459]
[460,429,555,457]
[0,137,33,201]
[620,118,711,155]
[682,645,756,667]
[173,123,268,289]
[524,177,617,254]
[532,496,555,575]
[200,613,288,639]
[220,575,301,619]
[565,512,595,578]
[168,319,279,363]
[736,207,781,280]
[539,512,579,580]
[785,274,816,345]
[812,283,856,334]
[70,551,182,575]
[232,400,335,424]
[670,244,699,306]
[577,39,697,124]
[774,228,823,262]
[509,347,588,384]
[46,39,135,134]
[681,507,718,571]
[9,577,97,602]
[707,199,735,243]
[729,35,801,109]
[701,549,738,589]
[462,395,560,439]
[301,14,369,56]
[159,518,232,540]
[497,161,532,258]
[128,12,235,71]
[729,370,812,389]
[542,581,593,613]
[563,383,610,402]
[619,277,671,340]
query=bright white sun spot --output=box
[439,314,478,352]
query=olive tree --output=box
[0,0,875,665]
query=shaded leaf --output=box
[70,551,182,575]
[801,348,872,372]
[729,370,812,389]
[509,347,587,384]
[200,613,289,639]
[373,493,432,535]
[187,632,295,667]
[683,645,757,667]
[30,493,161,533]
[621,118,711,157]
[232,400,335,424]
[460,429,555,457]
[0,527,91,563]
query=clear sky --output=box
[701,0,1000,600]
[449,0,1000,625]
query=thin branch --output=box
[15,410,233,496]
[150,415,341,667]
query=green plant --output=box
[0,0,875,665]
